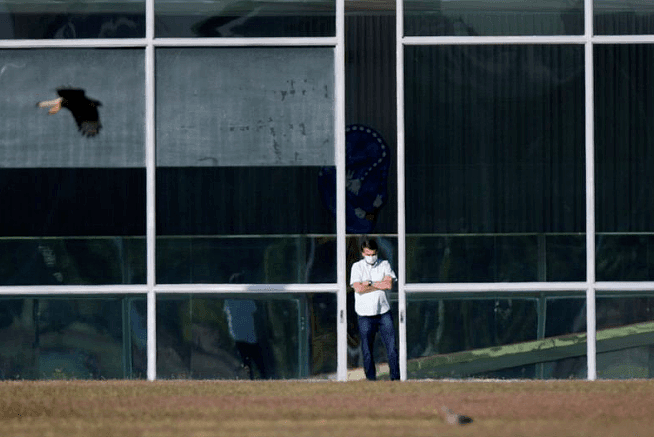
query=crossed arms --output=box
[351,275,394,294]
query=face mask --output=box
[364,254,378,265]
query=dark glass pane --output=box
[345,15,397,235]
[405,44,585,282]
[0,1,145,39]
[595,294,654,379]
[0,168,146,237]
[595,1,654,35]
[542,296,587,379]
[0,237,145,285]
[404,0,583,36]
[156,236,336,284]
[157,167,332,236]
[156,293,336,379]
[155,0,334,37]
[406,235,540,283]
[0,295,146,379]
[595,45,654,280]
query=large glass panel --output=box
[542,295,587,379]
[156,236,336,284]
[405,44,586,283]
[595,45,654,281]
[595,0,654,35]
[156,293,336,379]
[344,14,397,236]
[155,48,334,284]
[407,234,586,282]
[404,0,583,37]
[0,49,146,285]
[0,295,146,379]
[595,294,654,379]
[0,0,145,39]
[155,0,335,37]
[406,293,586,379]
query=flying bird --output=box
[441,406,474,425]
[37,88,102,137]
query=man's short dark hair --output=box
[360,238,378,252]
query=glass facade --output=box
[1,0,654,381]
[0,295,146,379]
[156,293,336,379]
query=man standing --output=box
[349,238,400,381]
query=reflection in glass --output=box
[0,49,146,285]
[406,294,587,379]
[595,295,654,378]
[595,0,654,35]
[0,295,146,379]
[405,45,585,282]
[156,48,335,284]
[154,0,335,37]
[1,49,145,168]
[156,236,336,284]
[0,237,146,286]
[595,45,654,281]
[404,0,583,36]
[406,295,539,379]
[0,0,145,39]
[344,14,397,235]
[156,294,336,379]
[406,234,585,283]
[156,48,333,168]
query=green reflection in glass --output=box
[406,295,538,379]
[156,293,336,379]
[0,295,146,380]
[595,294,654,379]
[406,294,590,379]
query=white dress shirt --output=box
[349,258,396,316]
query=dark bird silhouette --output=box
[441,406,474,425]
[37,88,102,137]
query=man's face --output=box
[362,248,376,258]
[362,248,378,265]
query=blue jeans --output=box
[357,311,400,381]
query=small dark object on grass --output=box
[442,406,474,425]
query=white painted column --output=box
[145,0,157,381]
[396,0,408,381]
[335,0,348,382]
[584,0,597,381]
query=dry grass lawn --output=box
[1,379,653,437]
